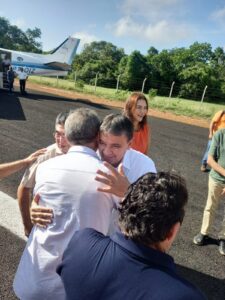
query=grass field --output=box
[29,76,225,120]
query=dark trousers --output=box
[8,80,14,93]
[20,79,26,94]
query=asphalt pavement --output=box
[0,88,224,299]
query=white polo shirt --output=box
[21,143,63,188]
[107,148,157,234]
[13,146,115,300]
[18,71,27,80]
[121,148,156,183]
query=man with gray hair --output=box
[13,108,116,300]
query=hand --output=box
[221,188,225,195]
[95,161,130,198]
[24,148,47,165]
[30,194,53,228]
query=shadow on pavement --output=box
[25,89,111,110]
[0,91,26,120]
[204,236,219,246]
[177,264,225,300]
[0,226,26,300]
[0,88,110,121]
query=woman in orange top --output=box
[124,92,150,154]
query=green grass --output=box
[29,76,225,120]
[149,97,223,119]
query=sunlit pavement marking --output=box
[0,191,26,241]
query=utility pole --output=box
[169,81,175,98]
[141,77,147,93]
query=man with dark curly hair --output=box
[57,172,206,300]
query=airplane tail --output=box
[46,37,80,67]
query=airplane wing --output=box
[44,62,71,71]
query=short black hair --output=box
[55,112,70,127]
[118,172,188,246]
[100,114,133,141]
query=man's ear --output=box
[94,133,100,150]
[127,138,133,149]
[166,222,180,248]
[96,132,100,141]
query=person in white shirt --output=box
[14,111,156,300]
[18,67,28,94]
[13,108,117,300]
[95,113,156,196]
[17,112,70,237]
[95,113,156,232]
[30,114,156,225]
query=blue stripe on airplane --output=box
[11,62,63,71]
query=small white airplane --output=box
[0,36,80,88]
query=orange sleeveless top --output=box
[130,123,149,154]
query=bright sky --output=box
[1,0,225,54]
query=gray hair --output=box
[65,108,100,145]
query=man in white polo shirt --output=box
[96,113,156,195]
[30,114,156,224]
[18,67,28,94]
[14,112,156,300]
[96,113,156,232]
[13,108,116,300]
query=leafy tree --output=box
[189,42,213,64]
[147,50,177,95]
[0,17,42,52]
[119,50,150,91]
[147,46,158,56]
[170,47,193,73]
[72,41,125,86]
[212,47,225,66]
[178,62,221,100]
[25,28,42,52]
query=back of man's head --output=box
[118,172,188,247]
[100,114,133,141]
[65,108,100,146]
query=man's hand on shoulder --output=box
[95,161,130,198]
[24,148,47,166]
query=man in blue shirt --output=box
[7,65,15,94]
[57,172,206,300]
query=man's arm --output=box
[17,184,33,237]
[29,161,128,228]
[0,148,46,179]
[207,154,225,177]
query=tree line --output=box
[72,41,225,102]
[1,16,225,102]
[0,17,41,53]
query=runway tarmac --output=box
[0,88,224,299]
